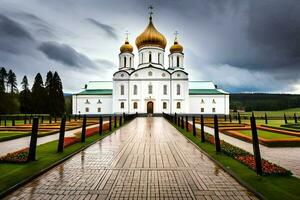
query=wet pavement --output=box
[5,117,257,200]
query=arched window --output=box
[212,108,216,113]
[176,102,181,109]
[149,52,152,63]
[201,99,205,104]
[148,71,153,76]
[212,99,216,103]
[129,57,132,68]
[171,56,173,67]
[133,85,137,95]
[148,84,153,94]
[120,102,124,109]
[120,85,124,95]
[133,102,138,109]
[163,102,167,109]
[158,53,161,64]
[85,99,90,104]
[163,85,167,95]
[176,84,180,95]
[85,107,89,112]
[98,107,101,112]
[141,53,144,63]
[176,56,180,67]
[124,57,127,67]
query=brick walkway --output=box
[5,117,257,200]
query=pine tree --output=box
[19,76,32,113]
[31,73,46,113]
[7,70,18,94]
[0,67,7,93]
[52,72,65,115]
[45,71,54,114]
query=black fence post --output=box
[4,117,7,126]
[123,112,126,123]
[238,112,241,124]
[81,115,86,143]
[75,114,77,121]
[250,116,263,176]
[294,113,298,123]
[265,113,268,124]
[24,116,27,124]
[185,116,189,132]
[12,117,15,126]
[229,114,232,123]
[55,115,57,123]
[284,113,287,124]
[114,115,117,128]
[28,117,39,161]
[0,116,1,126]
[49,116,52,124]
[224,115,227,122]
[29,115,32,124]
[200,115,205,143]
[57,116,66,153]
[214,115,221,152]
[68,115,71,122]
[109,116,112,131]
[181,116,184,129]
[177,116,180,127]
[119,115,122,127]
[99,115,103,135]
[41,116,44,124]
[174,113,177,124]
[192,116,196,137]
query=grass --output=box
[0,132,31,141]
[239,130,298,139]
[171,122,300,200]
[0,122,123,196]
[231,107,300,118]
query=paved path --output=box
[198,125,300,178]
[0,124,100,157]
[5,117,257,200]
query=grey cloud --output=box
[38,41,97,68]
[86,18,118,40]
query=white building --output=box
[72,14,229,115]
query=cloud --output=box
[86,18,118,40]
[38,41,97,68]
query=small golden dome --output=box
[135,16,167,49]
[170,38,183,53]
[120,39,133,53]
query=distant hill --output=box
[230,93,300,112]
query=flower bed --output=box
[0,148,29,163]
[203,132,292,176]
[64,137,80,148]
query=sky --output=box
[0,0,300,93]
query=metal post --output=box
[238,112,241,124]
[181,116,184,129]
[123,112,126,123]
[55,115,57,123]
[114,115,117,128]
[4,117,7,126]
[68,115,71,122]
[224,115,227,122]
[24,116,27,124]
[49,116,52,124]
[57,116,66,153]
[174,113,177,124]
[119,115,122,127]
[185,116,189,132]
[200,115,205,143]
[284,113,287,124]
[250,116,263,175]
[229,114,232,123]
[12,118,15,126]
[265,113,268,124]
[192,116,196,137]
[294,113,298,123]
[81,115,86,143]
[99,115,103,135]
[109,116,112,131]
[214,115,221,152]
[28,117,39,161]
[41,116,44,124]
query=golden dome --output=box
[135,16,167,49]
[120,39,133,53]
[170,37,183,53]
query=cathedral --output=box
[72,13,229,115]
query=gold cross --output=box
[148,5,153,18]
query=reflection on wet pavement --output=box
[5,117,257,200]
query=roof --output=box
[77,89,112,95]
[189,89,227,95]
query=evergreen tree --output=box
[31,73,46,113]
[7,70,18,94]
[19,76,32,113]
[0,67,7,93]
[52,72,65,115]
[45,71,54,114]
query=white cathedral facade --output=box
[72,14,229,115]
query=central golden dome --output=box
[135,16,167,49]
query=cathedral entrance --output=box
[147,101,154,114]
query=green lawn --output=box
[172,123,300,200]
[0,132,31,141]
[0,122,124,196]
[231,107,300,118]
[239,130,298,139]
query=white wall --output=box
[72,95,112,114]
[189,95,229,115]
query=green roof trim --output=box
[77,89,112,95]
[189,89,226,95]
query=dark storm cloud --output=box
[86,18,118,40]
[38,41,97,68]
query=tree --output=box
[0,67,7,93]
[31,73,46,113]
[45,71,54,114]
[7,70,18,94]
[52,72,65,115]
[19,76,32,113]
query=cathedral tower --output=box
[169,33,184,69]
[119,35,134,70]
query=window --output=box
[212,108,216,113]
[120,102,124,109]
[133,102,138,109]
[163,102,167,109]
[148,84,153,94]
[148,71,152,76]
[97,99,102,104]
[129,57,132,68]
[176,102,181,109]
[141,53,143,63]
[85,107,89,112]
[176,84,181,95]
[212,99,216,103]
[124,57,127,67]
[133,85,137,95]
[85,99,90,104]
[149,52,152,62]
[158,53,161,63]
[177,56,180,67]
[201,99,205,104]
[201,108,204,112]
[163,85,167,95]
[120,85,124,95]
[98,107,101,112]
